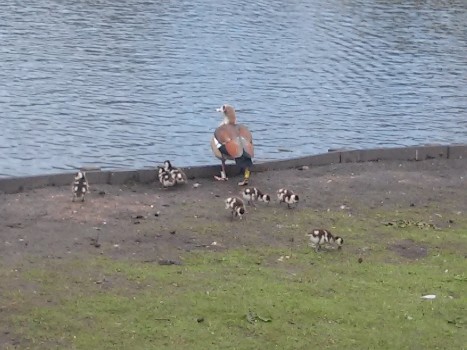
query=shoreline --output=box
[1,144,466,194]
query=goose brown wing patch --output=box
[237,124,254,158]
[225,138,243,158]
[213,124,254,159]
[237,124,253,143]
[214,124,237,143]
[240,136,254,158]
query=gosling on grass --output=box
[242,187,270,207]
[306,229,344,252]
[163,160,187,185]
[277,188,299,208]
[72,171,89,202]
[225,196,246,220]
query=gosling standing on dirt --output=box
[163,160,187,185]
[158,167,176,188]
[72,171,89,202]
[277,188,299,208]
[307,229,344,252]
[242,187,270,207]
[225,197,246,220]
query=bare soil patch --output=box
[388,239,428,259]
[0,158,466,266]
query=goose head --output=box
[216,104,237,124]
[163,160,172,171]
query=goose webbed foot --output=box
[214,175,228,181]
[215,167,228,181]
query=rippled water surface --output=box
[1,0,466,177]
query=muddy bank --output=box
[0,158,466,266]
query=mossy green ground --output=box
[1,207,466,350]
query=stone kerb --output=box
[0,144,465,194]
[448,144,467,159]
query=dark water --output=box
[1,0,466,177]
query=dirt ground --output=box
[1,158,466,266]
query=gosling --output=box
[158,167,176,188]
[225,196,246,220]
[163,160,187,185]
[306,229,344,252]
[72,171,89,202]
[242,187,270,207]
[277,188,299,208]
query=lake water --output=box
[0,0,466,177]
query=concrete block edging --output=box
[0,144,465,194]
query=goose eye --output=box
[222,105,226,112]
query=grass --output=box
[1,209,466,350]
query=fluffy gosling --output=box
[242,187,270,207]
[163,160,187,185]
[72,171,89,202]
[158,167,176,188]
[277,188,299,208]
[306,229,344,252]
[225,196,246,220]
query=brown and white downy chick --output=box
[225,196,246,220]
[158,167,176,188]
[306,229,344,252]
[277,188,299,208]
[242,187,271,207]
[163,160,187,185]
[72,171,89,202]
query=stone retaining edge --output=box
[0,144,465,194]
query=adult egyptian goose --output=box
[211,104,254,186]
